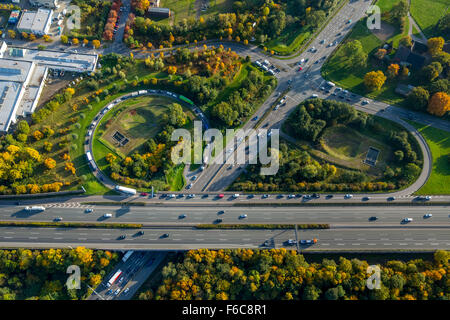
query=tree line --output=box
[137,249,449,300]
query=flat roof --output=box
[17,9,52,33]
[0,81,23,131]
[0,59,33,82]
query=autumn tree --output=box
[44,158,56,169]
[427,92,450,116]
[364,70,386,91]
[387,63,400,78]
[428,37,445,55]
[92,40,101,49]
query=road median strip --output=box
[195,224,330,230]
[0,221,142,229]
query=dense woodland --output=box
[233,99,422,192]
[137,249,449,300]
[0,248,119,300]
[125,0,340,49]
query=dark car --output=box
[218,210,225,215]
[137,231,144,236]
[161,233,169,238]
[312,193,320,198]
[368,216,378,221]
[202,194,209,198]
[326,194,334,199]
[214,218,223,224]
[247,194,254,199]
[277,194,284,199]
[118,235,126,240]
[295,194,302,198]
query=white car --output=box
[85,208,93,213]
[233,194,240,198]
[424,213,432,218]
[344,194,353,199]
[103,213,112,218]
[403,217,413,222]
[123,288,130,294]
[168,194,176,198]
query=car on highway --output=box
[214,218,223,224]
[368,216,378,221]
[287,194,295,199]
[252,116,258,121]
[161,233,169,238]
[362,196,371,201]
[85,208,93,213]
[179,214,187,219]
[140,192,148,196]
[277,194,284,199]
[103,213,112,218]
[262,194,269,199]
[137,231,144,236]
[263,240,271,247]
[402,217,413,223]
[344,194,353,199]
[285,239,297,246]
[300,238,318,245]
[218,194,225,198]
[320,39,326,44]
[361,100,369,105]
[424,213,432,218]
[326,194,334,199]
[239,214,247,219]
[314,60,319,64]
[233,194,240,198]
[118,235,126,240]
[123,288,130,295]
[177,194,185,198]
[168,194,176,199]
[247,194,255,199]
[312,193,320,199]
[186,183,193,189]
[388,196,396,201]
[54,217,63,222]
[298,66,303,71]
[114,288,120,295]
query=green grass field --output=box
[321,125,393,173]
[375,0,402,13]
[265,26,311,55]
[165,164,186,190]
[410,0,450,39]
[99,96,171,155]
[408,121,450,195]
[322,19,405,105]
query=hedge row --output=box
[0,221,142,229]
[195,224,330,230]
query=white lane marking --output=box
[196,239,205,241]
[78,238,87,240]
[399,243,407,246]
[29,237,37,239]
[430,243,439,245]
[383,243,392,245]
[3,237,12,239]
[54,237,62,240]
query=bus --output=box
[86,151,93,162]
[115,185,137,195]
[107,269,122,287]
[179,95,194,106]
[122,250,134,262]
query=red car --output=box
[218,194,224,198]
[298,67,303,71]
[140,192,148,196]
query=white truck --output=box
[114,185,137,195]
[24,206,45,212]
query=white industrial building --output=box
[0,41,98,132]
[29,0,59,9]
[17,8,53,36]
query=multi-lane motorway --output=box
[2,205,450,227]
[1,225,449,251]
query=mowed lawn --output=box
[99,96,173,156]
[410,0,450,39]
[322,19,405,105]
[321,125,393,173]
[409,121,450,195]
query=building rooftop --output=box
[17,8,52,34]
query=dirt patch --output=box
[37,74,74,108]
[370,21,396,42]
